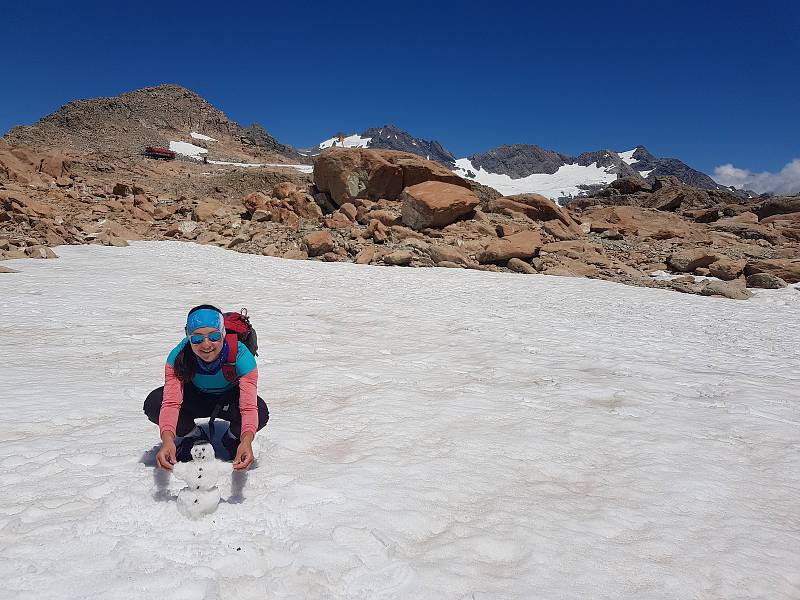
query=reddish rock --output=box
[303,230,335,256]
[340,203,358,221]
[323,212,352,229]
[707,259,747,281]
[313,148,469,206]
[282,249,309,260]
[428,245,472,266]
[491,194,581,233]
[667,248,719,273]
[272,182,297,199]
[367,219,389,243]
[368,209,400,227]
[401,181,480,230]
[743,259,800,283]
[478,230,542,263]
[355,246,377,264]
[243,192,270,214]
[383,249,413,266]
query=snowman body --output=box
[172,441,229,519]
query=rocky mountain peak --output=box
[3,84,294,159]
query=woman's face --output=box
[189,326,224,363]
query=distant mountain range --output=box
[1,84,735,200]
[310,126,729,199]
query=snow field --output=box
[0,241,798,599]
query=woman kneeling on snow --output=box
[144,304,269,471]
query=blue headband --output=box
[186,308,225,335]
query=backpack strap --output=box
[222,333,239,383]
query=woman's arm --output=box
[159,364,184,437]
[238,368,259,437]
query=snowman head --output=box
[190,441,215,462]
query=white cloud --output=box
[713,159,800,196]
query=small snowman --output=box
[172,441,230,520]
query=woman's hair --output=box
[173,304,223,383]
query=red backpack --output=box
[221,309,258,383]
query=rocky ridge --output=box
[4,84,303,164]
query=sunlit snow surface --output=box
[190,131,218,142]
[454,158,617,198]
[1,242,799,600]
[319,134,372,149]
[169,140,209,157]
[618,149,638,165]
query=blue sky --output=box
[2,0,798,181]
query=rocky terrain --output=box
[2,86,798,299]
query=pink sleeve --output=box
[239,368,259,436]
[159,364,184,436]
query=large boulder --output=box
[667,248,718,273]
[477,229,542,263]
[489,194,581,233]
[746,273,788,289]
[401,181,480,230]
[708,258,747,281]
[756,197,800,220]
[743,259,800,283]
[700,280,752,300]
[313,148,470,206]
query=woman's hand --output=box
[156,437,177,471]
[233,434,254,471]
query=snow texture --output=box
[0,241,799,599]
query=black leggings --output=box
[143,383,269,437]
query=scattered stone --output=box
[667,248,718,273]
[355,246,377,264]
[428,245,472,267]
[746,273,788,289]
[507,258,537,274]
[303,231,335,256]
[383,249,413,266]
[282,249,309,260]
[708,258,746,281]
[478,230,542,263]
[743,259,800,283]
[700,279,752,300]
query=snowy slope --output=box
[168,140,312,173]
[319,134,372,149]
[454,158,618,198]
[454,149,655,199]
[1,242,799,599]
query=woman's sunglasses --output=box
[189,331,223,344]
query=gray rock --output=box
[746,273,788,289]
[507,258,537,274]
[700,280,752,300]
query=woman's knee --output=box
[256,396,269,431]
[143,387,164,424]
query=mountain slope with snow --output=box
[1,242,798,599]
[311,123,723,199]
